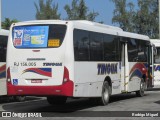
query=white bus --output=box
[150,39,160,88]
[0,29,25,102]
[7,20,153,105]
[0,29,9,96]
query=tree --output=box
[111,0,135,32]
[134,0,158,38]
[64,0,99,21]
[111,0,158,38]
[2,18,19,30]
[34,0,61,20]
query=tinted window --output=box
[103,35,120,61]
[74,29,90,61]
[137,40,147,62]
[74,29,121,61]
[90,32,103,61]
[128,38,148,62]
[48,25,67,48]
[155,47,160,63]
[128,38,138,62]
[0,36,8,62]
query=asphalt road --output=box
[0,90,160,119]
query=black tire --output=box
[14,96,26,102]
[98,81,111,106]
[136,79,145,97]
[47,96,67,105]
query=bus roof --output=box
[12,20,122,31]
[12,20,67,25]
[150,39,160,47]
[118,31,149,41]
[72,20,123,31]
[0,29,9,36]
[12,20,149,41]
[72,20,149,41]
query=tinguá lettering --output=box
[97,63,118,75]
[43,62,62,66]
[154,65,160,71]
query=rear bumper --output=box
[7,80,74,97]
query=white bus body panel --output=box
[128,62,142,91]
[151,39,160,88]
[8,45,66,86]
[74,62,121,97]
[72,22,122,97]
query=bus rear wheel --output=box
[136,79,145,97]
[98,81,111,106]
[47,96,67,105]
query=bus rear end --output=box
[7,21,74,97]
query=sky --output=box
[2,0,116,25]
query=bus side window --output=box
[137,40,147,62]
[90,32,103,61]
[103,34,120,61]
[74,29,90,61]
[0,36,7,62]
[155,48,160,63]
[128,38,138,62]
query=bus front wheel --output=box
[47,96,67,105]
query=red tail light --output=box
[63,67,69,84]
[7,67,11,82]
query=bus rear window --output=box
[12,24,67,48]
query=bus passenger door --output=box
[120,42,125,92]
[120,41,129,92]
[147,44,155,88]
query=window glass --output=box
[90,32,103,61]
[103,35,120,61]
[128,38,138,62]
[155,47,160,63]
[74,29,121,61]
[74,29,90,61]
[0,36,8,62]
[137,40,147,62]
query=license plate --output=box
[31,80,42,83]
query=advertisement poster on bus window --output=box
[13,26,49,48]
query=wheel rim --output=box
[103,87,109,102]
